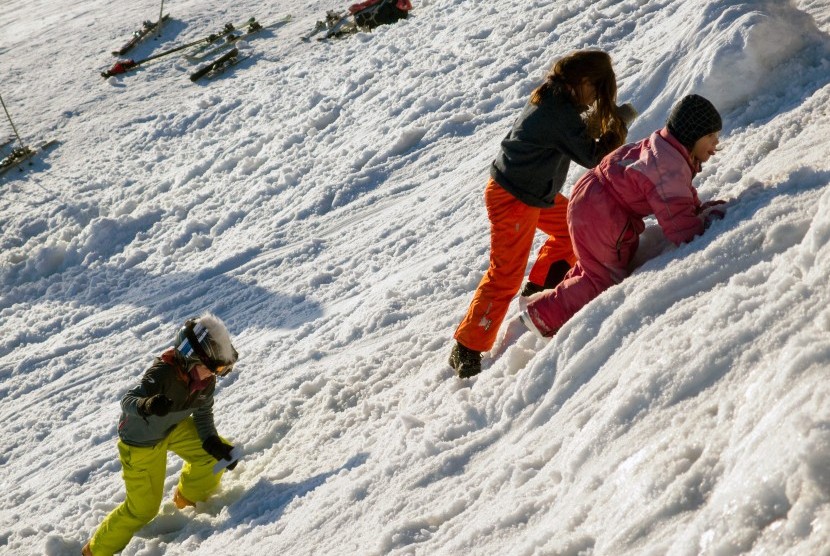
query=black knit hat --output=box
[666,94,722,150]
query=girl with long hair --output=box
[450,50,637,378]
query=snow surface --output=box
[2,0,830,554]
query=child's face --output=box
[575,79,597,106]
[691,131,720,163]
[194,363,214,381]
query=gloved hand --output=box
[599,128,626,151]
[615,102,639,127]
[202,435,238,470]
[699,200,727,211]
[699,200,727,228]
[583,107,603,139]
[138,394,173,417]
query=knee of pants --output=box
[125,495,163,525]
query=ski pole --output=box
[0,93,25,147]
[157,0,165,37]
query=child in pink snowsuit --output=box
[523,94,727,336]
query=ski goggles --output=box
[178,319,238,377]
[211,361,235,377]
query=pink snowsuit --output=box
[525,128,705,336]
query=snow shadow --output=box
[117,18,190,61]
[623,0,830,139]
[220,452,370,531]
[0,258,323,360]
[119,264,325,333]
[0,141,60,184]
[521,166,830,428]
[725,168,830,225]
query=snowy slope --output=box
[2,0,830,554]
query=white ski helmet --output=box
[175,312,238,376]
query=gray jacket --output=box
[117,354,218,447]
[490,85,611,208]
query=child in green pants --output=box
[84,313,240,556]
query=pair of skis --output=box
[186,15,290,81]
[185,19,265,62]
[190,48,248,82]
[0,94,57,177]
[102,15,290,80]
[187,16,279,81]
[300,11,357,42]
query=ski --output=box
[186,15,291,61]
[112,14,170,56]
[186,21,263,61]
[319,16,359,40]
[189,48,249,81]
[302,11,351,42]
[0,140,58,177]
[300,16,332,42]
[102,22,242,78]
[183,17,257,59]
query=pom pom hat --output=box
[666,94,722,150]
[175,313,238,376]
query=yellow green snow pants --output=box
[88,418,225,556]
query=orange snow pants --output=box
[454,178,576,352]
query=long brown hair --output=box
[531,50,622,136]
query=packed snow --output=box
[2,0,830,554]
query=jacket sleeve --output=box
[192,395,219,441]
[121,365,163,417]
[643,167,704,245]
[547,103,609,169]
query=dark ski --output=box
[189,48,247,81]
[112,14,171,56]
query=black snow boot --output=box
[520,260,572,297]
[448,341,482,378]
[520,281,545,297]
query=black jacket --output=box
[491,85,612,208]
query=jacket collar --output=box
[659,127,700,175]
[160,348,214,393]
[188,367,214,393]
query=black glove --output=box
[138,394,173,417]
[699,200,727,229]
[202,435,238,470]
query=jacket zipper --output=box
[615,220,631,261]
